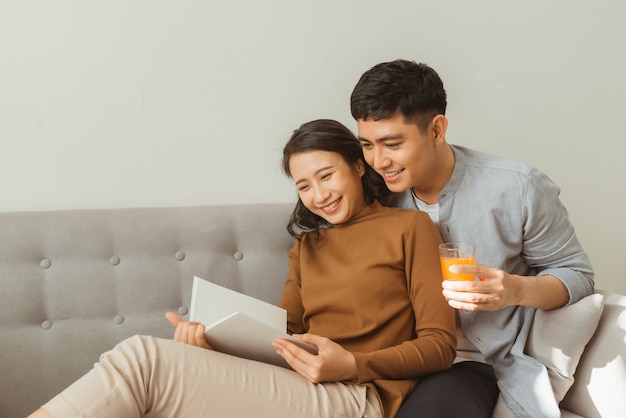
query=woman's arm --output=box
[279,241,307,334]
[353,212,456,382]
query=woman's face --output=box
[289,150,367,225]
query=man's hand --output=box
[165,311,213,349]
[273,333,357,383]
[441,264,568,311]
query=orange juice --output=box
[440,256,476,281]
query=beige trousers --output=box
[43,335,382,418]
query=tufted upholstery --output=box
[0,204,294,418]
[1,203,625,418]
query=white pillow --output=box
[526,293,604,402]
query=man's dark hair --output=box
[350,59,447,133]
[282,119,390,239]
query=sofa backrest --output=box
[0,204,295,417]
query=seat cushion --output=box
[525,293,604,401]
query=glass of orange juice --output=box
[439,242,476,281]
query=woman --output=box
[29,119,455,418]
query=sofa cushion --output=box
[560,291,626,418]
[492,395,585,418]
[526,293,604,402]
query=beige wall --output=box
[1,1,625,294]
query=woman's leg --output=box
[395,361,499,418]
[36,335,381,418]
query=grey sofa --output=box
[1,204,624,418]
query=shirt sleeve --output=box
[352,212,457,382]
[522,167,595,304]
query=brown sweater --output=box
[279,201,456,418]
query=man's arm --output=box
[442,166,593,311]
[441,266,569,311]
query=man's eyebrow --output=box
[294,165,335,185]
[358,133,404,143]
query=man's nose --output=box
[370,146,388,169]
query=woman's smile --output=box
[320,197,342,214]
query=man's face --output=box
[356,112,438,194]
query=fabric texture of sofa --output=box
[1,204,624,418]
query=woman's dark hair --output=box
[282,119,390,239]
[350,59,447,133]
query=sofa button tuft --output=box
[41,320,52,330]
[40,259,52,269]
[114,315,125,324]
[175,251,186,261]
[109,256,120,266]
[234,251,244,261]
[178,306,189,316]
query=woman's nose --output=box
[314,186,331,203]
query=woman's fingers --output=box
[165,311,182,327]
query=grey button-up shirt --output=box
[383,145,594,417]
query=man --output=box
[350,59,594,417]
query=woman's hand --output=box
[273,333,357,383]
[165,311,213,350]
[441,263,568,311]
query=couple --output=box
[29,60,594,418]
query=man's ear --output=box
[431,114,449,144]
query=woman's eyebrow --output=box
[295,165,335,185]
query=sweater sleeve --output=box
[279,240,307,335]
[352,212,457,382]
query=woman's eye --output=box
[321,173,332,181]
[298,185,310,192]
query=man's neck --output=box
[411,143,455,205]
[410,187,437,205]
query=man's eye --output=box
[360,143,373,150]
[386,143,400,149]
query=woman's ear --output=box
[431,114,449,144]
[356,159,366,177]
